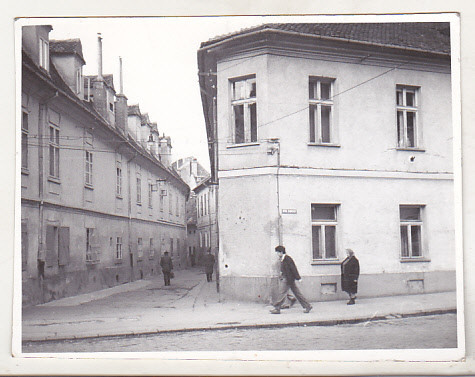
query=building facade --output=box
[198,23,456,302]
[21,26,189,305]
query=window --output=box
[159,188,164,212]
[86,228,94,262]
[22,112,28,170]
[116,162,123,196]
[136,173,142,204]
[116,237,123,259]
[169,192,173,215]
[148,180,153,208]
[177,239,180,256]
[39,38,49,70]
[85,151,93,186]
[231,76,257,144]
[311,204,338,260]
[309,77,335,144]
[21,222,28,271]
[75,67,82,94]
[45,225,58,267]
[137,237,143,258]
[176,195,179,216]
[149,238,154,257]
[49,121,60,178]
[400,205,424,258]
[396,86,419,148]
[170,237,174,256]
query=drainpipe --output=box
[127,152,138,281]
[212,96,220,294]
[37,91,58,274]
[268,138,282,245]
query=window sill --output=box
[396,147,426,152]
[21,167,30,175]
[227,142,260,149]
[114,259,123,265]
[86,259,100,265]
[116,194,123,200]
[308,143,341,148]
[137,202,142,206]
[47,176,61,185]
[85,183,94,190]
[311,259,341,265]
[400,257,431,263]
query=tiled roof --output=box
[50,39,86,64]
[83,74,115,91]
[128,104,141,116]
[201,22,450,55]
[141,113,151,125]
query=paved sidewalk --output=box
[22,268,457,342]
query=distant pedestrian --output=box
[341,248,360,305]
[160,251,173,286]
[203,249,215,282]
[270,245,312,314]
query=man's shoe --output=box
[281,305,290,309]
[289,297,297,307]
[303,305,312,313]
[347,298,355,305]
[269,308,281,314]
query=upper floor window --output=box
[116,161,123,197]
[309,77,335,144]
[396,86,420,148]
[400,205,424,258]
[22,112,29,170]
[148,180,153,208]
[39,38,49,71]
[116,237,123,259]
[85,151,93,186]
[136,173,142,204]
[49,121,60,179]
[311,204,339,260]
[75,68,82,94]
[137,237,143,258]
[231,76,257,144]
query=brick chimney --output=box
[115,56,127,134]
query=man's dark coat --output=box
[341,256,360,294]
[160,254,173,272]
[281,255,301,282]
[203,252,215,274]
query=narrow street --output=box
[23,313,456,352]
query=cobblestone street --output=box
[23,313,457,352]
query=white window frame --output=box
[230,76,257,144]
[311,204,339,260]
[48,122,60,179]
[149,238,154,257]
[116,236,123,259]
[39,38,49,71]
[86,228,94,262]
[399,205,425,259]
[136,172,142,204]
[148,180,153,208]
[309,77,335,144]
[169,192,173,215]
[137,237,143,258]
[21,111,29,170]
[85,150,93,187]
[396,85,420,149]
[116,161,123,197]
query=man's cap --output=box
[275,245,286,253]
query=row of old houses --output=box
[197,22,456,302]
[21,25,189,305]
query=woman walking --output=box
[341,248,360,305]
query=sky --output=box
[26,16,305,172]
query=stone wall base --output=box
[218,270,457,303]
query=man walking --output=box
[203,248,215,282]
[160,251,173,286]
[270,245,312,314]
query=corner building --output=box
[198,23,456,302]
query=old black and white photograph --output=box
[15,13,464,360]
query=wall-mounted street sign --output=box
[282,209,297,214]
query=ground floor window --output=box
[116,237,123,260]
[311,204,339,260]
[400,205,424,258]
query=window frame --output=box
[399,204,426,260]
[85,150,93,187]
[230,75,257,145]
[137,237,143,259]
[116,236,123,260]
[309,77,336,145]
[311,204,339,261]
[116,161,123,198]
[136,172,142,205]
[148,180,153,209]
[21,111,29,171]
[396,85,421,149]
[39,37,49,71]
[48,121,60,179]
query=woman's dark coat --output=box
[341,256,360,294]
